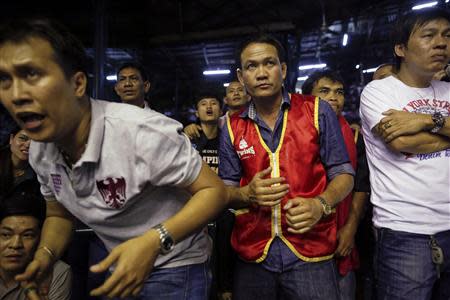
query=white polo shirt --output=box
[29,99,209,268]
[360,76,450,235]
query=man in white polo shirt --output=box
[360,8,450,300]
[0,18,227,300]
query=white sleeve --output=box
[28,142,55,199]
[135,114,203,188]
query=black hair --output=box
[116,62,149,82]
[302,69,345,95]
[194,93,222,109]
[0,180,46,227]
[0,125,23,198]
[391,7,450,69]
[0,18,89,79]
[236,34,286,68]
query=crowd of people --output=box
[0,6,449,300]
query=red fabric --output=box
[335,115,360,275]
[228,94,336,262]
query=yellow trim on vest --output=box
[354,127,359,144]
[279,235,335,262]
[233,208,249,216]
[251,109,289,263]
[314,97,320,133]
[226,114,234,144]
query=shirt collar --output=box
[239,88,291,120]
[50,98,104,167]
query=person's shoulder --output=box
[363,76,398,92]
[431,79,450,91]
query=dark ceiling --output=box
[1,0,448,119]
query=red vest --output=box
[227,94,336,262]
[336,115,359,275]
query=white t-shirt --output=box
[29,99,209,268]
[360,76,450,234]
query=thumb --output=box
[255,166,272,179]
[15,260,40,282]
[90,251,119,273]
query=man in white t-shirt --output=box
[360,8,450,300]
[0,18,228,300]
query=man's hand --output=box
[89,231,160,299]
[15,247,54,290]
[183,124,202,139]
[245,167,289,207]
[376,109,432,142]
[283,197,323,234]
[220,291,232,300]
[335,223,357,257]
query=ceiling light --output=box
[203,69,230,75]
[355,64,360,69]
[342,34,349,46]
[106,75,117,81]
[412,1,437,10]
[299,63,327,70]
[297,76,309,81]
[363,67,377,73]
[223,83,230,87]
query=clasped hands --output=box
[245,167,324,234]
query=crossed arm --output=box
[375,109,450,153]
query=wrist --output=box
[315,196,332,217]
[35,246,56,264]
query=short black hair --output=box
[116,62,149,82]
[302,69,345,95]
[0,180,46,227]
[194,93,222,109]
[392,7,450,69]
[0,18,89,79]
[237,34,286,68]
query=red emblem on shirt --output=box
[96,177,127,209]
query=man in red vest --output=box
[302,70,370,300]
[219,35,354,299]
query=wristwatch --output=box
[153,224,175,255]
[430,112,446,133]
[316,196,332,217]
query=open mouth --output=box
[16,112,45,130]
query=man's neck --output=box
[127,99,145,108]
[253,93,283,130]
[396,64,433,88]
[227,106,244,115]
[200,123,219,139]
[57,97,92,165]
[11,154,27,171]
[0,269,17,288]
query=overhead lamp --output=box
[363,67,377,73]
[298,63,327,70]
[355,64,360,69]
[203,69,231,75]
[223,83,230,87]
[297,76,309,81]
[106,75,117,81]
[412,1,437,10]
[342,34,349,47]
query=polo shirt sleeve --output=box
[135,114,202,188]
[218,123,241,187]
[318,100,355,179]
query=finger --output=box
[90,250,119,273]
[26,290,40,300]
[194,125,202,138]
[132,283,144,297]
[90,264,123,296]
[256,183,289,194]
[254,166,272,179]
[106,276,135,299]
[255,190,288,203]
[287,225,312,234]
[119,281,138,299]
[15,260,40,282]
[256,199,282,207]
[255,185,289,200]
[382,109,395,116]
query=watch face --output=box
[161,236,174,254]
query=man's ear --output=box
[72,71,87,97]
[281,62,287,80]
[195,111,199,119]
[9,134,14,145]
[394,44,406,59]
[237,68,244,85]
[144,81,151,94]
